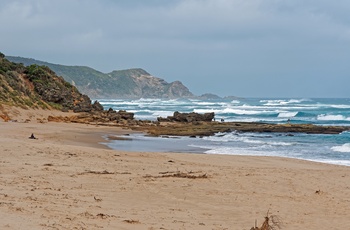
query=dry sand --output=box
[1,108,350,229]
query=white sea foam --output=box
[134,114,157,120]
[98,101,132,105]
[194,108,274,115]
[193,109,221,114]
[260,99,307,106]
[240,138,293,146]
[224,117,284,123]
[222,108,272,115]
[202,146,279,156]
[138,98,162,102]
[237,104,318,111]
[317,114,350,121]
[196,102,218,105]
[152,111,174,117]
[222,117,262,122]
[331,143,350,153]
[277,111,298,118]
[312,159,350,167]
[202,132,239,142]
[330,104,350,109]
[203,132,293,147]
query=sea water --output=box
[99,98,350,166]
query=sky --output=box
[1,0,350,98]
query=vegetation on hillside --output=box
[0,52,94,111]
[6,56,194,99]
[0,52,44,108]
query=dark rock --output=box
[197,93,222,100]
[118,110,134,120]
[159,111,215,123]
[92,101,104,111]
[157,117,171,122]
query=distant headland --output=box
[6,55,239,100]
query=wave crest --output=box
[278,112,298,118]
[331,143,350,153]
[317,114,350,121]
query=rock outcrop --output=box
[48,109,134,124]
[25,64,105,113]
[158,111,215,122]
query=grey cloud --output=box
[1,0,350,97]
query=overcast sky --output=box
[1,0,349,98]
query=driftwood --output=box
[78,170,131,175]
[144,171,208,179]
[123,219,140,224]
[83,170,115,175]
[250,211,282,230]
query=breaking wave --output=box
[331,143,350,153]
[317,114,350,121]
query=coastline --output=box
[1,119,350,229]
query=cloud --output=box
[1,0,350,97]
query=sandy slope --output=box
[1,110,350,229]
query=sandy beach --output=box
[1,109,350,229]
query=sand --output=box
[1,109,350,229]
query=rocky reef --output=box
[44,109,350,136]
[143,112,348,136]
[133,121,349,137]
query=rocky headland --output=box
[6,56,194,99]
[6,55,241,100]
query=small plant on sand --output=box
[250,211,282,230]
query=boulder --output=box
[117,110,134,120]
[158,111,215,122]
[92,100,104,111]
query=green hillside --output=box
[0,52,99,112]
[6,56,194,99]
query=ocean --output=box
[98,98,350,166]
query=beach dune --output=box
[1,110,350,229]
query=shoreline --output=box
[106,132,350,168]
[1,120,350,229]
